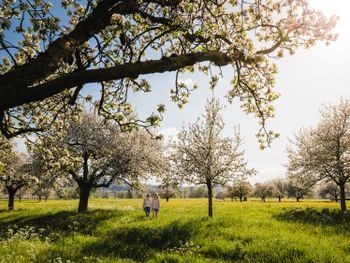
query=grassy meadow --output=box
[0,198,350,263]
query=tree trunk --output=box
[8,190,15,211]
[335,195,339,202]
[339,183,347,212]
[45,196,48,202]
[127,189,133,199]
[207,184,213,217]
[18,190,22,202]
[78,184,91,213]
[38,195,42,202]
[239,196,243,202]
[296,196,300,202]
[166,197,169,202]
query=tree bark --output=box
[296,196,300,202]
[278,196,281,202]
[207,183,213,217]
[339,183,347,212]
[8,189,15,211]
[0,52,234,111]
[78,184,91,213]
[239,196,243,202]
[166,197,169,202]
[127,189,133,199]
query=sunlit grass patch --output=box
[0,198,350,262]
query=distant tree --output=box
[179,187,188,199]
[29,147,66,201]
[35,112,164,213]
[0,137,34,210]
[226,180,252,202]
[189,186,208,198]
[60,186,79,199]
[287,99,350,211]
[171,98,255,217]
[253,183,274,202]
[215,191,226,201]
[318,182,342,202]
[159,173,178,202]
[158,163,179,202]
[159,186,176,202]
[271,179,287,202]
[286,177,313,202]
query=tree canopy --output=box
[31,111,165,212]
[287,99,350,210]
[0,136,34,210]
[0,0,337,147]
[170,98,255,216]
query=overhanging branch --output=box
[0,51,241,109]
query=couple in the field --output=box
[142,193,160,219]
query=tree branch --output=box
[0,51,243,109]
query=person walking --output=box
[143,194,152,218]
[152,193,160,219]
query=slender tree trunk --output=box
[78,184,91,213]
[296,196,300,202]
[207,183,213,217]
[239,196,243,202]
[45,196,48,202]
[339,183,347,212]
[127,189,133,199]
[38,195,42,202]
[278,196,281,202]
[335,195,338,202]
[18,190,22,202]
[8,189,15,211]
[166,197,169,202]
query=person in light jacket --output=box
[152,193,160,219]
[143,194,152,217]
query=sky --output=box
[14,0,350,184]
[126,0,350,184]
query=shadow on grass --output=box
[79,219,200,262]
[275,207,350,228]
[0,209,124,236]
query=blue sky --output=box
[15,0,350,183]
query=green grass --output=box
[1,198,350,262]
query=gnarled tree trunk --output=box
[78,184,91,213]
